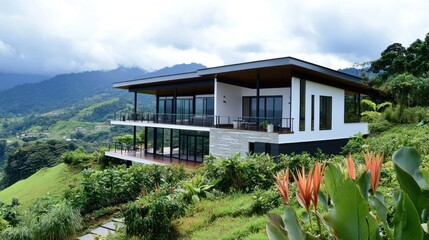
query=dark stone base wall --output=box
[250,138,349,156]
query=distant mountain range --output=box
[0,63,206,117]
[338,67,376,78]
[0,73,50,91]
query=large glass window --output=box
[157,97,173,114]
[320,96,332,130]
[179,130,209,162]
[195,97,214,116]
[242,96,283,122]
[146,127,154,154]
[299,79,306,131]
[344,91,361,123]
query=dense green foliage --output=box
[369,33,429,109]
[203,153,277,193]
[124,194,186,239]
[2,140,76,188]
[267,147,429,239]
[61,147,94,165]
[343,119,429,162]
[370,33,429,80]
[31,201,82,240]
[0,201,82,240]
[66,164,188,214]
[0,200,19,227]
[0,140,5,164]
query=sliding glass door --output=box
[145,127,209,162]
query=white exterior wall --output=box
[280,78,368,144]
[215,82,243,123]
[215,81,291,121]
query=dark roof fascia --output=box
[198,56,362,84]
[113,56,364,89]
[112,71,201,88]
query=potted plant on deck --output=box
[260,120,274,133]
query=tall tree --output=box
[370,43,407,81]
[0,140,6,163]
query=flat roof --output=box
[113,56,370,93]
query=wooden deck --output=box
[105,150,202,169]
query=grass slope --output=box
[174,194,281,240]
[70,97,119,121]
[0,163,80,207]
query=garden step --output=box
[112,217,124,223]
[90,226,114,237]
[77,233,95,240]
[78,218,125,239]
[102,221,124,231]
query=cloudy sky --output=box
[0,0,428,75]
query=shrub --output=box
[401,106,429,123]
[178,174,218,204]
[239,188,281,216]
[66,164,189,213]
[276,152,315,173]
[204,153,276,193]
[0,201,19,227]
[31,201,82,240]
[123,194,186,239]
[368,118,393,134]
[0,217,9,232]
[0,226,32,240]
[61,147,94,165]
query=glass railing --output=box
[112,112,294,133]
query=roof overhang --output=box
[113,56,374,95]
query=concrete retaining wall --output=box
[209,128,278,157]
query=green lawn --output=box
[0,163,80,208]
[174,194,282,240]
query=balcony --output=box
[112,112,294,133]
[106,142,201,169]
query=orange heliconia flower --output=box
[294,166,314,212]
[274,168,290,205]
[347,155,356,179]
[311,162,325,211]
[364,152,384,193]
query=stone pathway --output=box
[78,218,124,240]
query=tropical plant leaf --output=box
[392,147,429,214]
[191,195,200,204]
[369,194,392,238]
[324,179,377,240]
[282,206,305,240]
[266,223,288,240]
[266,213,288,240]
[393,191,423,240]
[376,101,392,111]
[369,194,388,222]
[361,99,377,111]
[323,163,343,201]
[356,171,370,201]
[318,191,328,211]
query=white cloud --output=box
[0,40,15,55]
[0,0,428,74]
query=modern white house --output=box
[106,57,373,164]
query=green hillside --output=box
[0,163,80,208]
